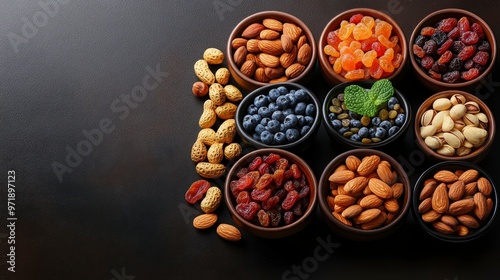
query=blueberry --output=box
[328,112,337,121]
[331,119,342,130]
[338,127,349,134]
[268,88,280,101]
[247,104,258,115]
[260,130,274,144]
[254,94,269,107]
[266,120,281,133]
[348,111,359,120]
[350,119,361,128]
[286,93,298,107]
[387,97,399,110]
[260,117,271,126]
[285,128,300,142]
[276,95,290,109]
[300,125,310,136]
[369,127,376,138]
[375,127,387,138]
[268,102,278,113]
[280,123,286,132]
[395,113,406,126]
[294,102,307,115]
[258,106,272,118]
[251,114,262,124]
[271,110,285,122]
[255,124,265,135]
[358,127,369,138]
[277,86,288,95]
[294,89,309,101]
[252,133,260,141]
[379,120,392,131]
[274,132,286,144]
[371,117,381,126]
[304,116,314,126]
[296,115,305,126]
[243,114,253,123]
[242,118,257,131]
[283,114,298,129]
[283,108,295,116]
[350,133,361,142]
[388,126,400,137]
[305,104,316,116]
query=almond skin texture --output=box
[448,180,465,201]
[477,177,493,196]
[354,208,381,224]
[432,221,455,235]
[341,204,363,219]
[343,176,369,195]
[345,155,361,171]
[216,224,242,241]
[448,198,475,215]
[241,23,265,39]
[377,164,395,185]
[433,170,458,183]
[328,170,355,184]
[359,194,384,208]
[357,155,381,176]
[419,180,437,200]
[368,178,393,199]
[458,169,479,184]
[473,192,488,220]
[432,183,449,214]
[193,213,218,229]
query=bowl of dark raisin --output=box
[409,8,496,92]
[322,79,411,152]
[235,82,321,152]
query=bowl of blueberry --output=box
[409,8,496,92]
[235,82,321,152]
[322,79,411,151]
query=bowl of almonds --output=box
[414,90,495,163]
[227,11,317,92]
[318,149,411,241]
[412,161,498,242]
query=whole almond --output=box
[422,209,442,222]
[457,225,469,236]
[240,60,256,78]
[377,164,395,185]
[334,194,357,207]
[361,212,387,230]
[280,46,297,68]
[297,34,308,49]
[258,39,284,56]
[246,39,261,53]
[441,215,459,228]
[392,182,404,199]
[418,197,432,213]
[254,67,270,83]
[345,155,361,171]
[384,198,400,213]
[281,34,294,52]
[473,192,488,220]
[216,224,242,241]
[264,66,285,79]
[241,23,265,39]
[357,155,381,176]
[448,180,465,201]
[368,178,393,199]
[457,214,480,228]
[458,169,479,184]
[233,45,247,67]
[269,76,288,84]
[359,194,384,208]
[477,177,493,196]
[448,197,475,215]
[285,63,305,79]
[258,53,281,68]
[464,181,478,196]
[419,180,437,201]
[262,18,283,31]
[328,170,355,184]
[297,43,312,65]
[434,170,458,183]
[193,213,218,229]
[344,176,369,195]
[333,212,353,226]
[354,208,381,224]
[432,183,449,213]
[282,22,302,42]
[260,29,280,40]
[432,221,455,235]
[341,204,363,219]
[231,37,248,49]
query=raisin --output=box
[236,191,251,204]
[236,167,249,178]
[283,180,297,192]
[461,68,480,81]
[437,18,457,32]
[460,31,479,45]
[431,62,447,74]
[448,57,463,71]
[275,158,289,170]
[327,31,342,49]
[290,164,302,178]
[251,188,272,201]
[412,44,425,58]
[464,59,475,70]
[255,173,273,189]
[442,70,460,83]
[284,211,295,225]
[457,16,470,33]
[420,26,436,36]
[248,156,262,171]
[184,180,211,204]
[292,202,303,216]
[458,45,476,61]
[436,38,453,55]
[414,34,428,47]
[420,56,434,69]
[437,50,453,64]
[447,27,460,40]
[236,201,260,221]
[262,196,280,210]
[477,40,491,52]
[451,40,466,53]
[257,209,270,227]
[268,209,281,226]
[423,39,437,54]
[298,185,310,198]
[472,51,489,65]
[282,190,299,210]
[273,169,285,187]
[428,69,442,81]
[431,30,447,45]
[471,23,485,39]
[275,188,287,200]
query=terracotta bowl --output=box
[322,80,411,152]
[227,11,317,92]
[414,90,495,163]
[409,8,497,92]
[412,161,498,243]
[318,8,408,86]
[235,82,321,153]
[224,148,318,238]
[318,149,411,241]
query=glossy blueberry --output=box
[242,118,257,131]
[388,126,400,137]
[268,88,280,101]
[328,113,337,122]
[371,117,381,126]
[294,102,307,115]
[271,110,285,122]
[283,108,295,116]
[358,127,369,138]
[243,114,253,123]
[348,111,359,120]
[286,93,298,107]
[379,120,392,131]
[254,124,265,135]
[304,116,314,126]
[296,115,305,126]
[247,104,258,115]
[274,132,286,144]
[294,89,309,101]
[369,127,376,138]
[254,94,269,107]
[331,119,342,130]
[338,127,349,134]
[283,114,298,129]
[395,113,406,126]
[375,127,387,138]
[276,95,290,110]
[300,125,310,136]
[387,97,399,110]
[260,117,271,126]
[266,120,281,133]
[285,128,300,142]
[305,104,316,116]
[350,133,361,142]
[260,130,274,144]
[268,102,278,113]
[277,86,288,95]
[258,106,272,118]
[252,114,262,124]
[350,119,361,128]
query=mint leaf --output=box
[371,79,394,106]
[344,85,377,117]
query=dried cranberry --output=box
[236,201,260,221]
[185,180,210,204]
[437,17,457,32]
[472,51,489,65]
[282,190,299,211]
[251,188,272,201]
[461,68,480,80]
[262,196,280,210]
[471,23,485,39]
[236,191,251,204]
[460,31,479,45]
[257,209,270,227]
[423,40,437,55]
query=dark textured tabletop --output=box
[1,1,499,279]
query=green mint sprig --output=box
[344,79,394,117]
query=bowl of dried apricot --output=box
[409,8,496,92]
[318,149,411,241]
[412,161,498,242]
[227,11,317,92]
[318,8,407,86]
[224,148,317,238]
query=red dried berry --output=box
[458,45,476,60]
[428,69,442,81]
[290,164,302,179]
[248,156,262,171]
[349,13,364,24]
[460,31,479,45]
[258,162,270,175]
[438,50,453,64]
[282,190,299,210]
[436,38,453,55]
[263,152,281,164]
[257,209,270,227]
[185,180,210,204]
[283,211,295,225]
[255,173,273,189]
[461,68,480,81]
[437,18,458,32]
[420,26,436,36]
[236,201,260,221]
[457,16,470,33]
[420,56,434,69]
[251,188,272,201]
[262,196,280,211]
[273,169,285,187]
[471,23,485,39]
[236,191,251,204]
[447,27,460,40]
[413,44,425,58]
[472,51,489,65]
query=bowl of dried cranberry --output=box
[224,148,317,238]
[409,8,496,92]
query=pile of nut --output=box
[417,168,494,236]
[326,154,405,230]
[419,93,489,156]
[231,18,312,83]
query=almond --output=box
[345,155,361,171]
[477,177,493,196]
[357,155,381,176]
[259,29,280,40]
[254,67,270,83]
[368,178,393,199]
[343,176,368,195]
[246,39,261,53]
[332,211,352,226]
[297,34,308,49]
[216,224,241,241]
[473,192,488,220]
[433,170,458,183]
[448,197,475,215]
[269,76,288,84]
[384,198,400,213]
[418,197,432,213]
[297,43,312,65]
[264,66,285,79]
[193,213,218,229]
[258,39,284,56]
[422,209,442,222]
[334,194,356,207]
[241,22,265,39]
[392,182,404,199]
[258,53,280,68]
[440,215,459,228]
[328,170,355,184]
[239,60,256,78]
[280,34,294,52]
[285,63,305,78]
[419,180,437,200]
[464,181,478,196]
[231,38,248,49]
[280,46,297,68]
[262,18,283,31]
[457,214,480,228]
[457,225,469,236]
[448,180,465,201]
[432,183,449,213]
[377,164,395,185]
[457,169,479,184]
[233,45,247,67]
[432,221,455,235]
[361,212,387,230]
[341,204,363,219]
[354,208,381,224]
[283,23,302,42]
[358,194,384,208]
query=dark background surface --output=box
[1,1,500,279]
